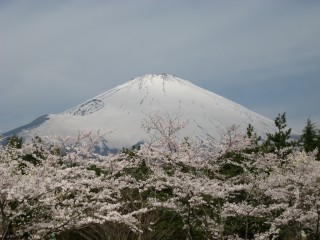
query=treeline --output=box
[1,113,320,240]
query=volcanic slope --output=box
[5,74,275,149]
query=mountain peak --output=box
[133,73,176,81]
[4,74,276,150]
[126,73,189,93]
[130,73,184,85]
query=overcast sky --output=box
[1,0,320,134]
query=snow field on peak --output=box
[10,74,276,150]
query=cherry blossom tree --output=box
[0,133,147,239]
[2,114,319,239]
[261,150,320,239]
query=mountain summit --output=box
[4,74,275,149]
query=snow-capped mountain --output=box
[4,74,275,150]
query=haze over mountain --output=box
[3,74,276,150]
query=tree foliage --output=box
[300,118,320,160]
[264,112,294,158]
[1,114,320,239]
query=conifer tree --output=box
[246,124,261,150]
[6,135,23,149]
[300,118,318,153]
[264,112,293,157]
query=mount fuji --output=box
[3,74,275,150]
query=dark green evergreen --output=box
[300,119,317,152]
[264,112,294,157]
[300,118,320,160]
[6,135,23,149]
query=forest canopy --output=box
[1,113,320,240]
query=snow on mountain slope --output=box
[4,74,276,149]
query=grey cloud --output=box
[1,0,320,133]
